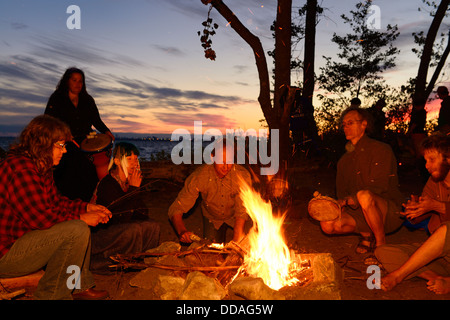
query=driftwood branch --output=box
[109,242,247,271]
[110,240,249,262]
[0,288,26,300]
[110,262,240,273]
[110,244,233,262]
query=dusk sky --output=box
[0,0,448,136]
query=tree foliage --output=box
[315,1,400,133]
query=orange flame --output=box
[238,180,300,290]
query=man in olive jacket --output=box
[319,107,404,254]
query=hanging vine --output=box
[198,2,219,60]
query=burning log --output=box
[212,238,249,287]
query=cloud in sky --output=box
[10,22,29,30]
[151,45,186,57]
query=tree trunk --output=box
[414,0,449,100]
[303,0,317,104]
[273,0,293,165]
[425,30,450,99]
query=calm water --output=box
[0,136,178,161]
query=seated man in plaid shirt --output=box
[0,115,111,300]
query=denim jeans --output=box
[0,220,95,300]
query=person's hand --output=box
[128,166,142,187]
[402,195,440,221]
[86,204,112,224]
[179,230,194,243]
[87,203,111,215]
[80,212,109,226]
[337,199,346,207]
[338,196,355,208]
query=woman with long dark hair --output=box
[0,115,111,299]
[45,67,114,201]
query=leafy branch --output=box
[198,4,219,61]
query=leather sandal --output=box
[355,234,375,254]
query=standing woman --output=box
[45,67,115,202]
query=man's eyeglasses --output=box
[54,142,67,150]
[341,120,363,128]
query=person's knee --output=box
[122,223,143,239]
[356,190,375,210]
[437,223,448,235]
[63,219,90,240]
[142,220,160,232]
[433,223,448,245]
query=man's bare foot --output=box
[427,277,450,295]
[380,272,401,291]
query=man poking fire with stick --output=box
[168,139,252,244]
[309,106,404,256]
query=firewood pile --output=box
[107,236,336,300]
[110,239,248,288]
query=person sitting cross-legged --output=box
[318,106,404,254]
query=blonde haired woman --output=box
[90,142,160,272]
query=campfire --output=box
[233,179,308,290]
[111,179,342,300]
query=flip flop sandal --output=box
[356,235,375,254]
[364,255,380,266]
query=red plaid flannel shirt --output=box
[0,155,87,258]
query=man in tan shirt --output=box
[168,143,252,244]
